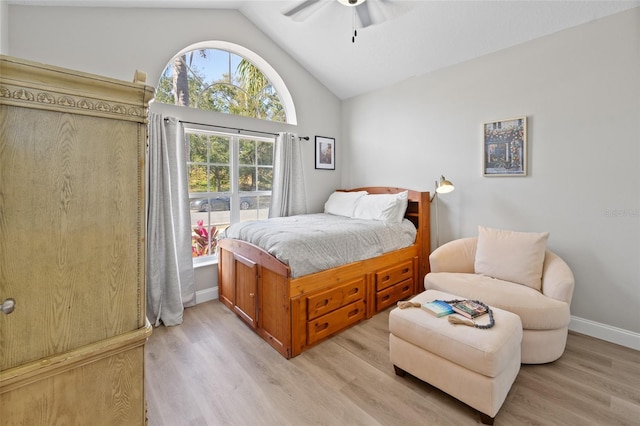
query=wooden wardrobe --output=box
[0,56,154,425]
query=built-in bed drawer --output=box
[375,261,413,291]
[306,278,365,320]
[307,300,366,345]
[376,278,414,311]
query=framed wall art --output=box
[315,136,335,170]
[483,116,527,176]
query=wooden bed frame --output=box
[218,187,431,358]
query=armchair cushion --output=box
[474,226,549,291]
[424,272,571,331]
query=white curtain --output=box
[146,113,196,327]
[269,132,308,217]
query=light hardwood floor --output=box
[145,300,640,426]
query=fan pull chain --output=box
[352,8,357,43]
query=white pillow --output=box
[474,226,549,291]
[394,191,409,222]
[352,191,409,223]
[324,191,367,217]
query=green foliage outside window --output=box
[157,48,279,260]
[155,49,286,123]
[187,134,273,195]
[239,139,273,192]
[187,133,231,193]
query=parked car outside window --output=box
[190,196,256,212]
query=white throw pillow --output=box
[324,191,367,217]
[474,226,549,291]
[352,191,409,223]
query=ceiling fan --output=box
[283,0,403,43]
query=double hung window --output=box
[187,129,274,261]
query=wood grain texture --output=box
[218,187,429,359]
[146,300,640,425]
[1,55,152,425]
[1,55,150,369]
[0,106,143,369]
[2,346,147,425]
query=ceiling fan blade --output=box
[283,0,327,21]
[355,2,373,28]
[365,0,415,26]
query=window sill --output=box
[193,256,218,269]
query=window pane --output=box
[156,48,286,123]
[188,165,208,193]
[257,167,272,191]
[239,166,256,192]
[229,53,242,83]
[240,194,271,222]
[188,133,208,162]
[239,139,256,165]
[190,206,230,258]
[257,140,273,165]
[209,165,230,192]
[200,84,239,113]
[256,195,271,210]
[210,136,230,163]
[209,49,231,83]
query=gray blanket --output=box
[220,213,417,278]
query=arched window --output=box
[155,42,296,124]
[154,42,296,261]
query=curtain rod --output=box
[174,119,278,137]
[166,119,309,141]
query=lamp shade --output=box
[436,175,454,194]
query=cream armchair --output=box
[425,235,575,364]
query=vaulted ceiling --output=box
[8,0,640,99]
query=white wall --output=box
[342,8,640,344]
[0,0,8,54]
[7,5,342,213]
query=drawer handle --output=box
[381,295,390,302]
[347,288,359,296]
[402,285,410,292]
[402,268,410,274]
[348,308,360,318]
[315,299,329,309]
[315,322,329,332]
[382,275,390,282]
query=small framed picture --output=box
[483,116,527,176]
[315,136,335,170]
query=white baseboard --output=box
[196,287,218,304]
[570,315,640,350]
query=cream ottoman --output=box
[389,290,522,425]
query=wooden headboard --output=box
[344,187,431,279]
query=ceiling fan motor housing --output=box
[337,0,366,6]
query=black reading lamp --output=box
[430,175,455,248]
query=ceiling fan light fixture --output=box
[338,0,366,7]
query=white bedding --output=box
[220,213,417,278]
